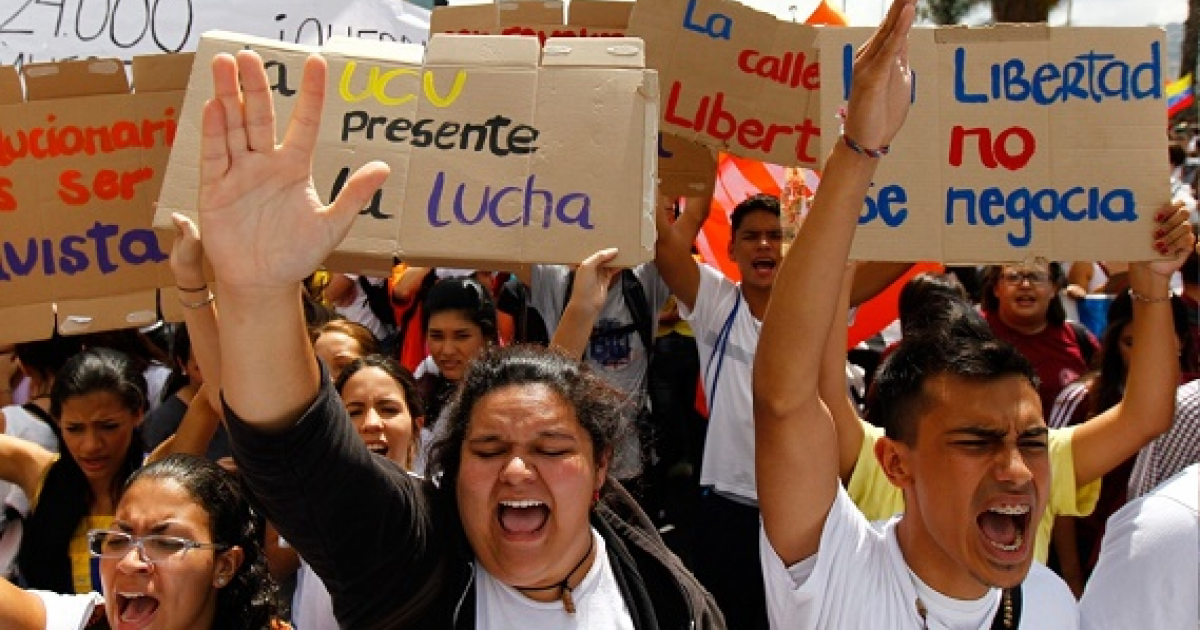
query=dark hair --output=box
[1085,291,1192,417]
[729,193,781,235]
[311,319,380,356]
[1182,241,1198,286]
[160,324,195,401]
[867,321,1038,445]
[1169,142,1187,168]
[20,347,146,592]
[125,455,278,629]
[422,276,499,345]
[336,355,425,466]
[898,272,973,338]
[13,334,84,383]
[427,346,635,503]
[979,262,1067,327]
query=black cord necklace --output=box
[513,534,596,614]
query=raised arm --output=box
[170,213,222,411]
[1070,204,1196,486]
[654,196,706,310]
[0,435,56,503]
[819,265,868,482]
[550,248,619,358]
[754,0,915,566]
[197,52,389,432]
[146,383,222,464]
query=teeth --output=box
[989,505,1030,515]
[988,531,1024,552]
[500,500,545,509]
[118,592,145,598]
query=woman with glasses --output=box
[0,347,146,594]
[981,262,1099,418]
[0,453,283,629]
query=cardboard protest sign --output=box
[433,0,717,200]
[816,25,1167,263]
[156,32,659,271]
[628,0,823,168]
[0,55,188,345]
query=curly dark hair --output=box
[426,346,637,504]
[125,454,279,630]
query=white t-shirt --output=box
[475,528,634,630]
[292,559,338,630]
[29,590,102,630]
[678,264,761,502]
[530,263,670,406]
[1080,464,1198,630]
[761,487,1080,629]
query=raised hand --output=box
[197,51,390,291]
[1145,201,1196,278]
[169,212,206,290]
[551,248,619,358]
[842,0,916,152]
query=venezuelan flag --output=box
[1168,74,1194,117]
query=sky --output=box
[737,0,1188,27]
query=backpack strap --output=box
[21,403,54,427]
[1066,320,1097,366]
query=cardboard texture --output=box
[628,0,823,168]
[0,54,189,345]
[816,25,1167,263]
[432,1,716,200]
[156,32,659,270]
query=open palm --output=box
[197,51,389,290]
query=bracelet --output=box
[1128,288,1171,303]
[841,134,890,158]
[177,283,207,293]
[180,292,215,309]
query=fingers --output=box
[199,98,230,186]
[580,247,620,269]
[211,53,250,159]
[325,160,391,228]
[172,212,201,241]
[283,54,329,161]
[857,0,915,65]
[236,50,278,153]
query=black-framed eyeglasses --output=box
[1001,270,1050,286]
[87,530,230,564]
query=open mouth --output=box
[497,499,550,536]
[366,441,389,457]
[977,503,1031,554]
[79,458,109,473]
[751,259,777,275]
[117,592,159,629]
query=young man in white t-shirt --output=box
[754,1,1195,627]
[753,1,1078,626]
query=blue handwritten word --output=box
[0,222,166,281]
[658,134,673,159]
[859,183,909,227]
[954,42,1161,105]
[842,44,917,103]
[945,186,1136,247]
[426,173,593,230]
[683,0,732,40]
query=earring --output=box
[215,576,227,586]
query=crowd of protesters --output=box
[0,1,1197,627]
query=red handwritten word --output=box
[949,125,1036,171]
[0,179,15,212]
[58,168,155,205]
[441,27,624,47]
[664,81,820,162]
[0,110,176,168]
[737,49,819,91]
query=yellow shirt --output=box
[69,515,113,595]
[847,421,1101,563]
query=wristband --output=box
[180,293,215,309]
[841,134,890,158]
[1128,288,1171,304]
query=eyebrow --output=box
[945,426,1049,439]
[466,430,578,445]
[114,521,179,534]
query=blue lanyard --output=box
[704,291,741,415]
